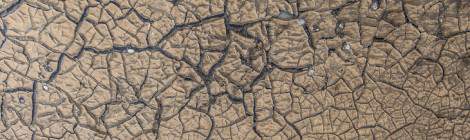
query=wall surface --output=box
[0,0,469,139]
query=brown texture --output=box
[0,0,469,139]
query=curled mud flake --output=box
[127,48,135,53]
[42,84,49,91]
[278,11,294,20]
[19,96,25,104]
[370,0,380,10]
[297,18,306,25]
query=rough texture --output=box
[0,0,469,139]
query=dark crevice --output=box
[3,87,33,93]
[30,80,38,139]
[0,0,25,17]
[47,53,66,83]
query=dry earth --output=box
[0,0,469,139]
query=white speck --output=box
[370,1,379,10]
[308,67,315,76]
[29,125,37,131]
[438,15,444,23]
[338,23,344,29]
[127,48,135,53]
[343,43,351,50]
[43,84,49,91]
[312,25,320,32]
[297,19,306,25]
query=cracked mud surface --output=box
[0,0,469,139]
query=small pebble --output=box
[338,23,344,30]
[127,48,135,53]
[312,25,320,32]
[343,42,351,50]
[336,21,345,34]
[43,84,49,91]
[438,15,444,23]
[308,67,315,76]
[297,19,306,25]
[370,0,380,10]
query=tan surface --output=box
[0,0,469,139]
